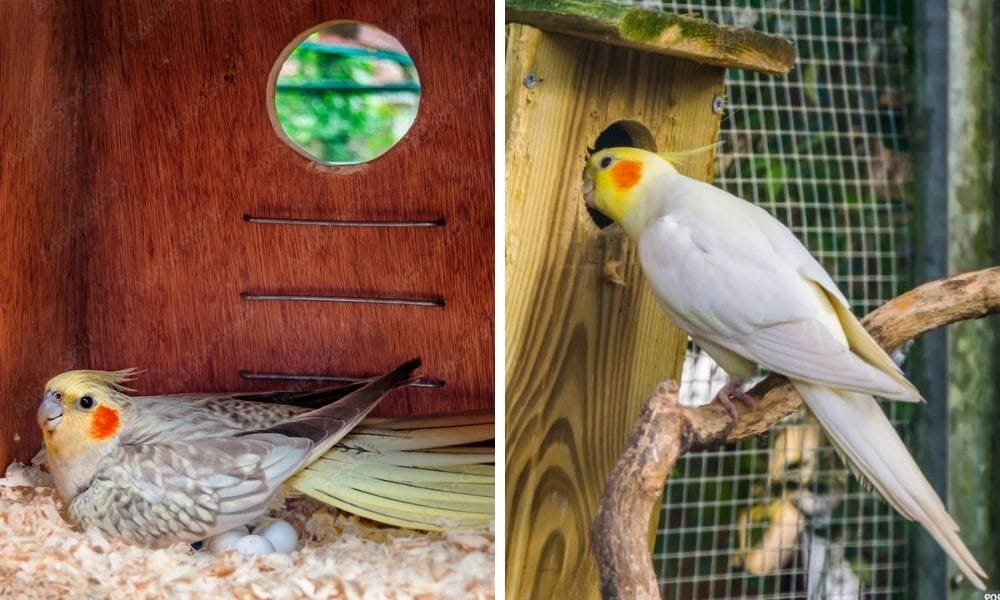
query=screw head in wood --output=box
[712,95,725,114]
[522,71,539,89]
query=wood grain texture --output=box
[505,24,724,599]
[506,0,795,75]
[0,2,89,470]
[0,0,493,468]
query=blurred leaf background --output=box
[274,24,420,164]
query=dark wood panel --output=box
[0,2,90,467]
[0,0,493,466]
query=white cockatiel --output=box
[582,146,987,590]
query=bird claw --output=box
[714,380,755,420]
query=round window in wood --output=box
[269,22,420,165]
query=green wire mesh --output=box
[616,2,916,597]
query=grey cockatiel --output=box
[36,359,494,547]
[583,146,987,590]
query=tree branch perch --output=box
[591,266,1000,599]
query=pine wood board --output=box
[505,24,724,599]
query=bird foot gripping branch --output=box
[34,359,495,551]
[713,379,756,421]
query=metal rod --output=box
[239,370,445,388]
[295,41,415,67]
[275,81,420,94]
[912,1,950,597]
[244,214,445,228]
[241,292,445,308]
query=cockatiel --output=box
[36,359,494,547]
[583,147,987,590]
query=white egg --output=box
[205,525,251,554]
[255,519,299,553]
[234,534,275,556]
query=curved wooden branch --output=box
[592,267,1000,599]
[592,382,683,600]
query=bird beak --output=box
[582,170,614,229]
[582,171,596,209]
[38,392,63,432]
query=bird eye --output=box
[598,155,614,169]
[52,391,62,401]
[78,395,95,410]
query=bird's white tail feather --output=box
[793,381,987,590]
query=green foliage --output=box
[274,37,419,164]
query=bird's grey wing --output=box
[637,209,818,339]
[125,394,305,442]
[129,382,386,436]
[750,200,916,395]
[638,213,917,400]
[122,396,246,444]
[238,358,420,464]
[68,435,310,546]
[192,397,305,430]
[735,319,918,400]
[229,380,372,409]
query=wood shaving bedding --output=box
[0,463,494,599]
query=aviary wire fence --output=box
[622,1,915,597]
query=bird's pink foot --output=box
[714,379,755,420]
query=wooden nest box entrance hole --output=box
[585,120,656,228]
[590,120,656,153]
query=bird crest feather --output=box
[46,368,142,395]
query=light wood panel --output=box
[505,24,725,599]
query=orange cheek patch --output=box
[610,159,643,190]
[90,405,120,440]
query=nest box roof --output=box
[507,0,795,76]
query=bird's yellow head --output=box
[583,147,676,229]
[38,369,138,458]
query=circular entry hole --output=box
[268,21,421,165]
[584,120,656,229]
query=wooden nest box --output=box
[505,1,794,597]
[0,0,493,469]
